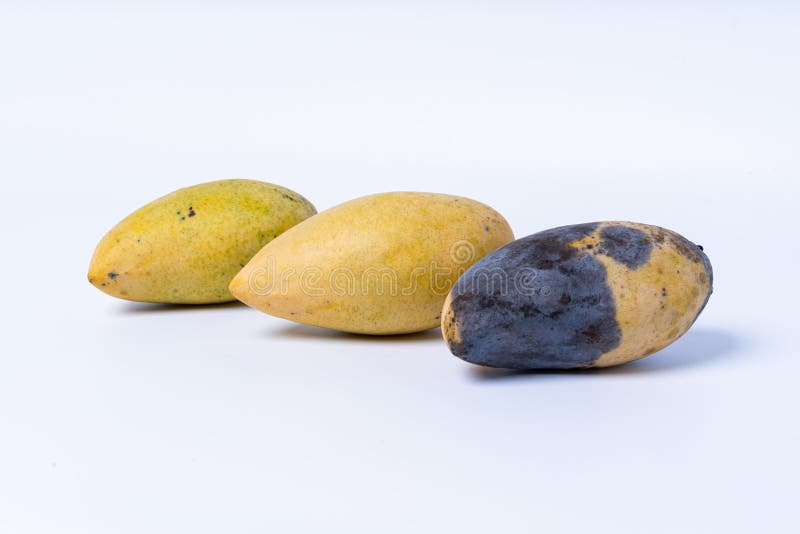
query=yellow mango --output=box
[229,192,514,334]
[88,179,316,304]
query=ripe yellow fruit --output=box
[88,179,316,304]
[230,192,514,334]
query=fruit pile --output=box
[89,179,713,370]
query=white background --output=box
[1,1,798,533]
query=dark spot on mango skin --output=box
[446,223,622,369]
[188,206,196,217]
[108,272,118,280]
[666,233,713,328]
[651,226,705,264]
[598,225,652,269]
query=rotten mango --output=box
[442,221,713,369]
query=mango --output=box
[88,179,316,304]
[442,221,713,368]
[229,192,514,334]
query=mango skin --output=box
[88,179,316,304]
[442,221,713,369]
[229,192,514,335]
